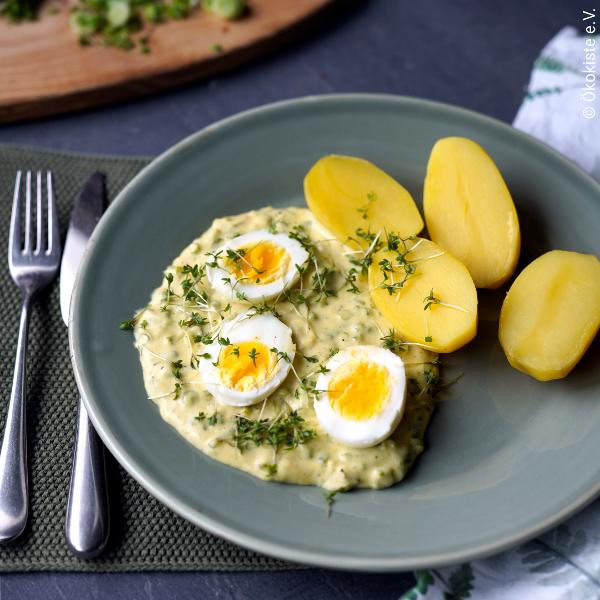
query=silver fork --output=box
[0,171,61,542]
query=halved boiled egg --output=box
[200,311,295,406]
[314,346,406,448]
[206,230,309,301]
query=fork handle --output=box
[65,399,109,558]
[0,294,31,543]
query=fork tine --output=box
[35,171,43,254]
[9,171,22,258]
[46,172,60,256]
[23,171,32,254]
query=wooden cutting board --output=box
[0,0,335,122]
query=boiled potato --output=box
[423,137,520,289]
[499,250,600,381]
[369,236,477,353]
[304,155,424,246]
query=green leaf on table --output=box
[444,563,474,599]
[415,569,434,594]
[517,525,589,587]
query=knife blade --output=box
[60,172,105,324]
[60,172,109,558]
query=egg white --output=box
[206,230,309,301]
[200,311,295,407]
[314,345,406,448]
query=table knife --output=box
[60,172,109,558]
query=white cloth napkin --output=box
[402,26,600,600]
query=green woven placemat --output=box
[0,144,294,572]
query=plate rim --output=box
[69,93,600,571]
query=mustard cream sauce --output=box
[133,207,437,490]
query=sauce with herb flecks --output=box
[132,207,437,490]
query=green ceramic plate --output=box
[70,95,600,571]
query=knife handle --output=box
[65,399,109,558]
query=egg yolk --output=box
[227,241,290,285]
[218,341,274,391]
[328,360,390,421]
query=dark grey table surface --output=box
[0,0,582,597]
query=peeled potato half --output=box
[424,137,520,289]
[499,250,600,381]
[304,155,424,246]
[369,236,478,353]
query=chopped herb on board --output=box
[66,0,246,52]
[203,0,246,20]
[1,0,42,21]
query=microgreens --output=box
[345,267,360,294]
[165,272,175,303]
[260,463,278,477]
[422,289,471,314]
[120,317,137,330]
[231,411,315,452]
[423,289,441,311]
[179,313,209,328]
[322,487,348,517]
[380,329,407,353]
[248,302,280,318]
[248,347,260,366]
[193,410,219,425]
[171,359,183,379]
[356,190,377,220]
[205,250,223,268]
[347,228,382,275]
[303,355,319,363]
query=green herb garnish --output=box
[356,190,377,220]
[232,411,315,452]
[171,359,183,379]
[120,318,137,330]
[322,487,347,517]
[260,463,278,477]
[380,329,407,353]
[248,347,260,366]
